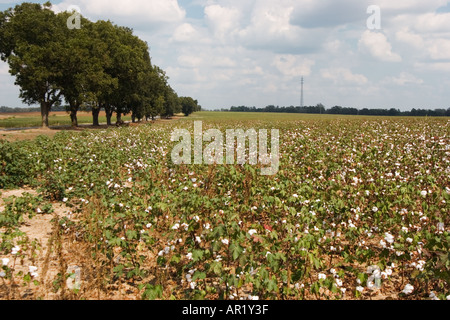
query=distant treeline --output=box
[225,105,450,117]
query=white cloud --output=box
[359,31,402,62]
[291,0,369,28]
[205,4,241,42]
[177,55,203,68]
[376,0,447,13]
[52,0,185,27]
[166,66,209,85]
[395,29,450,61]
[0,61,26,108]
[383,72,424,86]
[0,61,10,76]
[427,39,450,60]
[395,29,425,48]
[272,55,315,78]
[414,62,450,72]
[320,68,368,85]
[415,12,450,33]
[172,23,199,42]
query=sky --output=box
[1,0,450,111]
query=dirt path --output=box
[0,189,71,299]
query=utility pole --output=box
[300,77,304,108]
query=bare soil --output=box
[0,188,71,300]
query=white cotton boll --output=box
[402,284,414,295]
[172,223,180,230]
[29,266,38,278]
[429,292,440,300]
[384,233,395,244]
[11,246,20,255]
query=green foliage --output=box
[180,97,200,117]
[0,193,53,228]
[0,140,36,188]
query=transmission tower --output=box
[300,77,304,108]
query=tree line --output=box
[226,105,450,117]
[0,2,200,128]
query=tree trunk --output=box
[70,105,79,127]
[116,112,122,124]
[105,105,113,126]
[41,101,50,128]
[132,113,136,123]
[92,108,100,126]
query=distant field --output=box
[182,111,440,122]
[1,111,446,129]
[0,111,132,128]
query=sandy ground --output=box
[0,188,72,300]
[0,128,62,142]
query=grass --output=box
[0,112,133,129]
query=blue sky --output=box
[1,0,450,111]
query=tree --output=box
[147,66,170,119]
[180,96,198,117]
[0,2,64,128]
[161,87,180,118]
[56,12,103,127]
[92,21,153,125]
